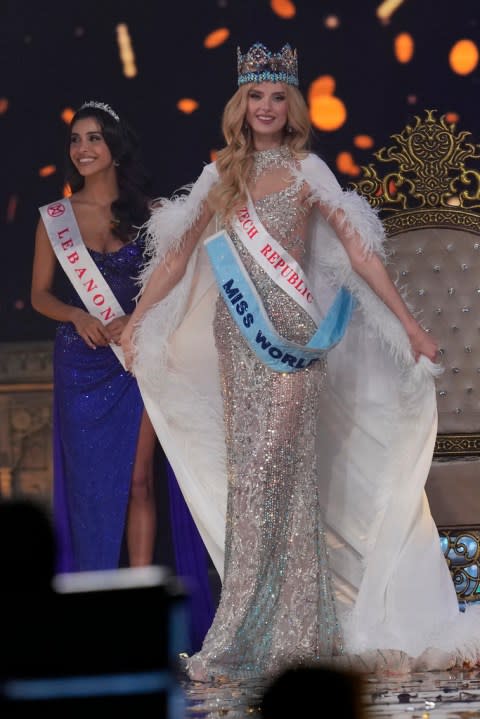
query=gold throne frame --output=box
[352,109,480,602]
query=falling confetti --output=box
[204,28,230,48]
[354,135,374,149]
[177,98,199,114]
[394,32,414,63]
[449,39,479,75]
[61,107,75,124]
[310,95,347,131]
[309,76,346,131]
[445,111,460,124]
[39,165,56,178]
[376,0,405,21]
[336,151,360,176]
[116,23,137,78]
[270,0,296,19]
[308,75,336,102]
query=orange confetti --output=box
[0,98,9,115]
[336,151,360,176]
[354,135,374,149]
[336,152,353,173]
[63,184,72,198]
[394,32,414,63]
[445,111,460,124]
[449,39,479,75]
[39,165,56,178]
[61,107,75,124]
[310,95,347,132]
[270,0,296,19]
[177,98,199,114]
[210,149,218,162]
[308,75,336,102]
[204,28,230,49]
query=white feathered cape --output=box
[133,153,480,667]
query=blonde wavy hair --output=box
[210,83,312,220]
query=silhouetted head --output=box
[261,664,367,719]
[0,498,56,591]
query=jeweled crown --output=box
[79,101,120,122]
[237,42,299,87]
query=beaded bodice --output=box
[225,181,314,345]
[254,185,308,252]
[248,145,309,253]
[250,145,293,183]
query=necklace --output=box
[250,145,293,183]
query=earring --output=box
[113,160,120,167]
[286,125,294,134]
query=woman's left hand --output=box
[408,323,439,363]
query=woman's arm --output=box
[315,202,438,362]
[31,218,110,349]
[120,199,215,369]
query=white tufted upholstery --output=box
[386,224,480,526]
[353,110,480,600]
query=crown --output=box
[237,42,299,87]
[79,101,120,122]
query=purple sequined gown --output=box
[52,237,214,649]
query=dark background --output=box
[1,0,479,342]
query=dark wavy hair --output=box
[64,104,152,242]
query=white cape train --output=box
[133,153,480,670]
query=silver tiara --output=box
[79,101,120,122]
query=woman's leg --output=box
[126,409,157,566]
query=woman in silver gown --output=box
[121,44,480,682]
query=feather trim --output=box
[296,154,387,259]
[295,154,439,397]
[136,163,219,292]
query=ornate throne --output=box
[352,109,480,603]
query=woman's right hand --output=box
[72,309,110,350]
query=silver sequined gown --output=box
[186,179,344,681]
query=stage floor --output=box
[181,668,480,718]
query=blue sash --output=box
[205,231,356,373]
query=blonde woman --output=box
[121,43,480,681]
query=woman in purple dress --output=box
[31,101,213,650]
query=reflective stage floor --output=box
[181,668,480,718]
